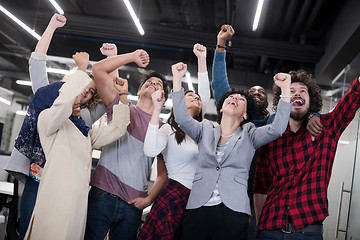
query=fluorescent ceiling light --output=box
[0,97,11,105]
[46,67,73,75]
[186,72,194,91]
[0,4,41,40]
[16,110,27,116]
[123,0,145,35]
[16,80,32,86]
[48,0,64,15]
[252,0,265,31]
[128,94,139,101]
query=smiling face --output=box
[72,97,81,117]
[290,82,310,121]
[221,93,248,120]
[77,81,96,105]
[249,86,268,111]
[138,77,164,97]
[184,91,202,117]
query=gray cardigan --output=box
[172,89,292,214]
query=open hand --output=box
[128,197,151,210]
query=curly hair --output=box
[81,71,102,110]
[216,89,257,125]
[272,70,322,113]
[167,90,203,144]
[138,70,169,100]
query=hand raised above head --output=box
[49,13,66,29]
[133,49,150,68]
[273,73,291,89]
[193,43,207,59]
[100,43,118,57]
[217,24,235,42]
[171,62,187,79]
[72,52,89,71]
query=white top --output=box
[204,141,229,206]
[144,123,198,189]
[143,71,210,189]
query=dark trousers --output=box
[84,187,142,240]
[257,230,323,240]
[19,176,39,240]
[180,203,249,240]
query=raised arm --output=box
[172,62,203,142]
[211,24,234,102]
[143,89,168,157]
[99,43,119,79]
[38,53,92,137]
[90,78,130,148]
[250,73,292,148]
[193,43,210,116]
[92,49,149,106]
[30,14,66,93]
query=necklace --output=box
[220,133,234,138]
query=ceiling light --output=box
[0,4,41,40]
[16,110,27,116]
[0,97,11,105]
[128,94,139,101]
[123,0,145,35]
[186,72,194,91]
[252,0,265,31]
[48,0,64,15]
[46,67,73,75]
[16,80,32,86]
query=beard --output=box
[290,109,310,121]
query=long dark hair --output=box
[167,90,203,144]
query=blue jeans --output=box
[19,176,39,240]
[257,230,323,240]
[84,187,142,240]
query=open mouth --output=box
[228,101,238,107]
[147,85,156,90]
[292,99,304,107]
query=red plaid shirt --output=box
[254,77,360,230]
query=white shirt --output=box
[144,123,199,189]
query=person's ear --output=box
[243,114,248,121]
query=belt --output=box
[281,223,323,234]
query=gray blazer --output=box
[172,90,292,215]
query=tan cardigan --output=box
[25,71,130,240]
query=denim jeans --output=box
[84,187,142,240]
[19,176,39,240]
[257,229,323,240]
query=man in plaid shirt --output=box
[254,70,360,239]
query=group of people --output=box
[3,13,360,240]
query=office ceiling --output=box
[0,0,359,105]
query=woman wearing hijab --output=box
[24,52,130,240]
